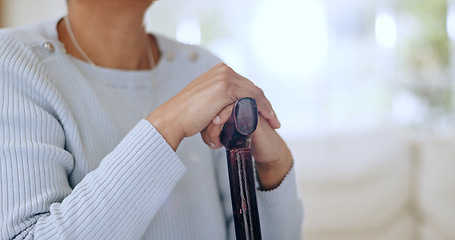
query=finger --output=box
[201,123,224,149]
[205,104,234,148]
[234,75,281,129]
[240,87,281,129]
[210,64,281,129]
[263,108,281,129]
[212,104,234,125]
[200,127,215,148]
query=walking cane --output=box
[220,97,262,240]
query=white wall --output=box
[1,0,67,27]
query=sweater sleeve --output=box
[213,149,303,240]
[256,165,304,239]
[0,34,186,239]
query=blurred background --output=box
[1,0,454,239]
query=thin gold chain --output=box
[64,16,157,118]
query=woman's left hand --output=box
[201,105,293,190]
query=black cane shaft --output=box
[226,148,262,240]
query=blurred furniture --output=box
[289,127,455,240]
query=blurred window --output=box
[147,0,402,138]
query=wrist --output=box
[146,113,183,151]
[255,145,293,190]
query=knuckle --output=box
[254,86,266,100]
[218,63,235,76]
[216,62,227,68]
[218,62,230,71]
[201,134,209,144]
[215,78,233,93]
[257,87,265,98]
[201,129,212,141]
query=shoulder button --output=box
[189,52,198,62]
[43,42,55,53]
[166,52,175,61]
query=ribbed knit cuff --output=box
[256,165,298,205]
[255,165,303,240]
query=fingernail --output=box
[213,116,221,124]
[270,110,275,116]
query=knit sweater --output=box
[0,18,303,239]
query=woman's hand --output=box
[201,103,293,190]
[146,63,280,151]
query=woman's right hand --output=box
[146,63,280,151]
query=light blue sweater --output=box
[0,18,303,239]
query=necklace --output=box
[64,16,157,119]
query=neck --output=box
[59,0,159,70]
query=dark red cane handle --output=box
[221,98,262,240]
[220,97,258,149]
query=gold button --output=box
[189,52,198,62]
[43,42,55,53]
[166,52,174,61]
